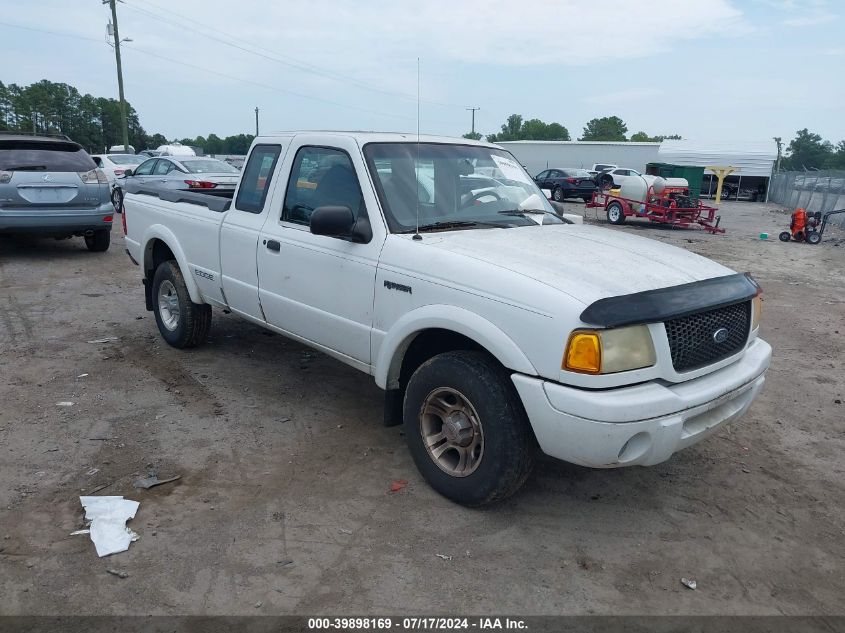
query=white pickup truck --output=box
[123,132,771,506]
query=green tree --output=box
[784,128,834,170]
[462,131,482,140]
[486,114,569,142]
[205,133,223,154]
[580,116,628,141]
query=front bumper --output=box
[512,338,772,468]
[0,202,114,234]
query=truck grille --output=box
[665,301,751,372]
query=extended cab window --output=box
[282,146,366,227]
[235,144,281,214]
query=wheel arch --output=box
[142,226,203,304]
[374,305,538,390]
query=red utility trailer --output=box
[585,182,725,234]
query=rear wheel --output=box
[151,260,211,348]
[403,351,536,507]
[111,186,124,213]
[778,231,791,242]
[806,230,821,245]
[606,202,626,225]
[84,229,110,252]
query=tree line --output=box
[0,79,254,155]
[469,114,680,143]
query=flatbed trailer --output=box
[585,186,725,234]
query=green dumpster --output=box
[645,163,705,201]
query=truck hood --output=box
[420,224,734,307]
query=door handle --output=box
[265,239,280,252]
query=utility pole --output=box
[466,107,480,135]
[255,107,259,136]
[106,0,130,152]
[773,136,783,173]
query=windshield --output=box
[179,158,239,174]
[364,143,563,233]
[107,154,141,165]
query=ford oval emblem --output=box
[712,327,729,344]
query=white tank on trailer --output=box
[618,176,650,203]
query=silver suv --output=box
[0,133,114,251]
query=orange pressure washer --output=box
[779,208,845,245]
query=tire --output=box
[151,260,211,349]
[111,186,124,213]
[403,351,537,507]
[606,202,626,225]
[778,231,791,242]
[599,175,613,190]
[552,187,563,202]
[84,229,110,252]
[806,230,821,245]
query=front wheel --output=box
[151,260,211,348]
[84,229,110,252]
[606,202,626,225]
[552,187,563,202]
[403,351,537,507]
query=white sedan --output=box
[91,154,143,185]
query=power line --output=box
[121,0,466,109]
[0,21,436,123]
[121,43,419,121]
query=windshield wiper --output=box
[498,208,558,217]
[401,220,509,234]
[5,165,48,171]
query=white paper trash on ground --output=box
[79,496,140,557]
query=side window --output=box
[153,160,173,175]
[282,146,365,227]
[92,157,103,167]
[535,170,548,180]
[235,144,282,214]
[134,159,156,176]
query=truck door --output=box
[256,137,385,366]
[219,143,286,321]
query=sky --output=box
[0,0,842,146]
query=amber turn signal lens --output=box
[564,331,601,374]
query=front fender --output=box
[374,304,538,389]
[141,224,203,304]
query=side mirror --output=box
[123,169,133,177]
[310,205,372,243]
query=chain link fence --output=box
[768,170,845,228]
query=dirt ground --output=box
[1,201,843,616]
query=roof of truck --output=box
[263,131,498,148]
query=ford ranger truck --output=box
[123,132,772,506]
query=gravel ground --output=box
[0,201,843,616]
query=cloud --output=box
[783,12,837,25]
[584,89,664,106]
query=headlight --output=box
[563,324,656,375]
[751,293,762,330]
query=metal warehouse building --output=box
[498,139,777,200]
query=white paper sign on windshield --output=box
[491,155,533,184]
